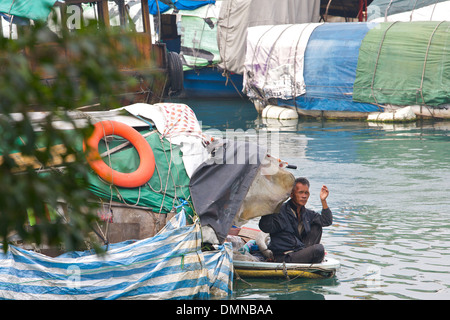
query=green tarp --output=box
[180,15,221,71]
[353,21,450,106]
[0,0,56,21]
[87,130,192,215]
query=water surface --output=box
[176,98,450,300]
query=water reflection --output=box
[233,277,339,300]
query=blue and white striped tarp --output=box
[203,243,233,297]
[0,210,233,300]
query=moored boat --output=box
[245,20,450,120]
[0,102,234,299]
[1,100,300,298]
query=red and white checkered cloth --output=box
[157,103,203,140]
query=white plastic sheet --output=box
[243,23,321,100]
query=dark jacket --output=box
[259,199,333,255]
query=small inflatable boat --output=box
[233,257,340,279]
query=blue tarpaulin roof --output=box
[280,22,382,112]
[148,0,215,15]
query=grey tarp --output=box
[217,0,320,74]
[189,140,266,244]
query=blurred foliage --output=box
[0,16,149,253]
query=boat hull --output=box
[181,68,243,98]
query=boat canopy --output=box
[244,22,382,113]
[217,0,320,74]
[243,23,321,101]
[178,3,222,71]
[367,0,449,21]
[353,21,450,107]
[291,22,381,112]
[245,20,450,112]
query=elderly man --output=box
[259,177,332,263]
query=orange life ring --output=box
[83,120,155,188]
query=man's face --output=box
[291,183,310,207]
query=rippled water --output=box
[178,98,450,300]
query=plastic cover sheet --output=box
[280,22,381,113]
[179,14,221,70]
[124,102,209,178]
[217,0,320,74]
[189,139,265,244]
[236,156,294,224]
[0,210,233,300]
[367,0,448,21]
[243,23,321,100]
[217,0,251,74]
[203,243,234,296]
[353,21,450,106]
[368,0,450,22]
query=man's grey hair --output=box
[292,177,310,191]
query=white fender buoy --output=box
[367,106,417,122]
[262,105,298,120]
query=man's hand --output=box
[320,185,329,209]
[320,185,329,201]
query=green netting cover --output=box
[353,21,450,106]
[87,130,192,215]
